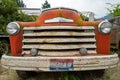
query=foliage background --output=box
[107,3,120,17]
[42,0,51,9]
[0,0,36,34]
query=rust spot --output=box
[23,54,32,57]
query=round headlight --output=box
[6,22,20,35]
[98,20,112,34]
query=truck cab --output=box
[1,7,119,73]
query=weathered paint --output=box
[9,30,23,56]
[95,28,110,54]
[37,9,82,26]
[22,26,96,56]
[9,8,110,56]
[81,21,110,54]
[1,54,119,71]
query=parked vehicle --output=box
[109,16,120,50]
[1,7,119,79]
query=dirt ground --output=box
[0,59,120,80]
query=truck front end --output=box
[1,7,119,71]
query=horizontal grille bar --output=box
[23,26,95,30]
[22,44,96,50]
[23,38,96,43]
[23,32,95,37]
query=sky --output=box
[23,0,120,18]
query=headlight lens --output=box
[6,22,20,35]
[98,20,112,34]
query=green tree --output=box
[0,0,36,34]
[0,0,18,15]
[107,3,120,17]
[15,0,26,8]
[42,0,51,9]
[0,0,18,33]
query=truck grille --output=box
[22,26,96,56]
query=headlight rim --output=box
[6,22,21,35]
[98,20,112,34]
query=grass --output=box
[63,72,81,80]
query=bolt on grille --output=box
[22,26,96,56]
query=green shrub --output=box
[0,0,36,34]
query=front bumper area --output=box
[1,54,119,71]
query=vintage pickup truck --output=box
[1,7,119,78]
